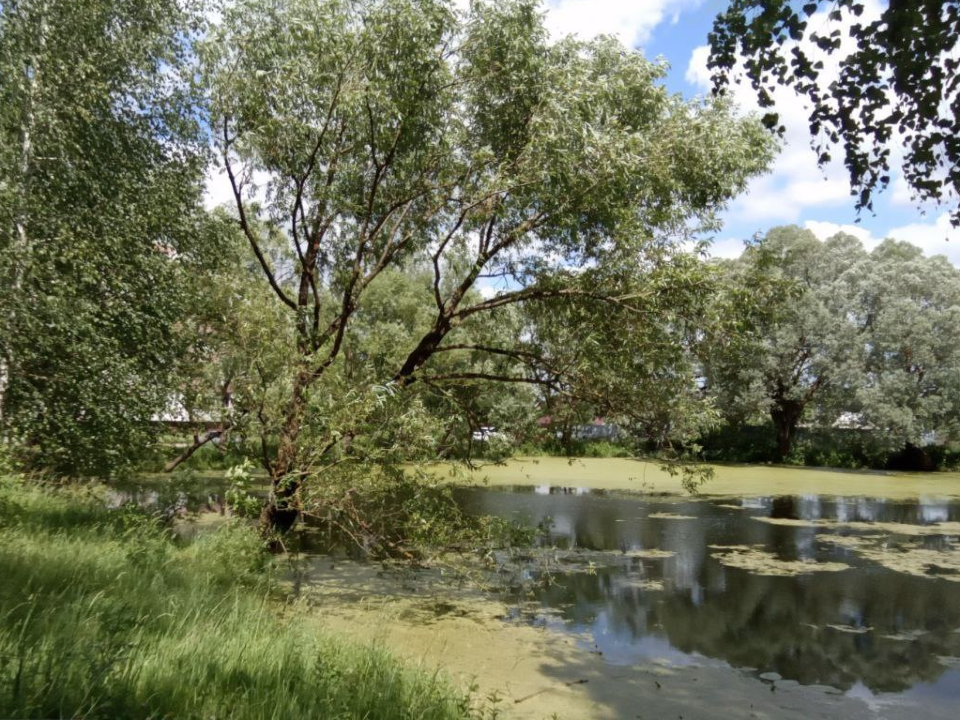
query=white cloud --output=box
[804,221,877,248]
[203,163,235,211]
[805,217,960,266]
[705,237,749,260]
[706,216,959,267]
[886,214,960,265]
[455,0,700,48]
[543,0,701,48]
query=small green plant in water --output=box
[224,459,262,518]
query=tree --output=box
[853,239,960,455]
[707,225,960,465]
[0,0,225,475]
[708,0,960,223]
[203,0,774,530]
[705,226,866,459]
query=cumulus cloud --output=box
[203,164,235,212]
[885,214,960,265]
[705,217,959,267]
[542,0,701,47]
[705,236,751,260]
[804,217,960,266]
[453,0,700,47]
[803,221,877,248]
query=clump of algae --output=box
[856,542,960,583]
[710,546,850,577]
[818,533,960,583]
[753,517,960,536]
[622,548,676,559]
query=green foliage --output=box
[0,0,230,476]
[704,225,866,458]
[518,438,634,458]
[300,464,534,559]
[706,225,960,465]
[709,0,960,224]
[201,0,774,505]
[223,459,265,518]
[0,475,478,720]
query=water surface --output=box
[454,485,960,707]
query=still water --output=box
[454,486,960,704]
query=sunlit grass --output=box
[0,476,475,719]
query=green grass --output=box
[0,476,477,720]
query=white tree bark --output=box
[1,2,47,431]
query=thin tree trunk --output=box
[2,6,46,432]
[163,429,223,472]
[260,368,312,533]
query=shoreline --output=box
[301,558,957,720]
[429,457,960,500]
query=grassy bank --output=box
[0,476,476,720]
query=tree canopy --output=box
[0,0,227,475]
[706,225,960,461]
[202,0,774,527]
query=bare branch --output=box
[222,118,297,311]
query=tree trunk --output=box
[770,398,804,461]
[260,368,312,533]
[2,9,46,434]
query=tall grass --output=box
[0,476,476,719]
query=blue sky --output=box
[532,0,960,264]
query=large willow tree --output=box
[203,0,774,529]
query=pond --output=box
[113,465,960,716]
[454,486,960,708]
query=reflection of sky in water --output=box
[846,669,960,712]
[920,497,950,523]
[572,611,716,667]
[455,486,960,708]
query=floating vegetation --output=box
[815,533,960,583]
[818,535,877,549]
[710,546,850,577]
[753,517,960,536]
[708,544,763,551]
[881,630,929,642]
[856,542,960,583]
[649,512,696,520]
[621,578,665,591]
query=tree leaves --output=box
[709,0,960,225]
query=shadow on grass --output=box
[0,476,478,720]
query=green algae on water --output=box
[711,546,850,577]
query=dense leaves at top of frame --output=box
[708,0,960,224]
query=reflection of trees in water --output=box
[536,557,960,692]
[468,490,960,695]
[459,488,960,692]
[536,546,960,693]
[653,571,960,692]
